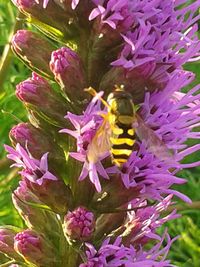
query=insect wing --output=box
[96,117,112,152]
[135,115,173,161]
[87,116,111,163]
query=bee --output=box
[85,86,172,168]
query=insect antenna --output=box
[84,87,110,108]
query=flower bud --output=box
[12,0,78,42]
[64,207,95,241]
[50,47,86,101]
[25,177,72,214]
[12,180,61,234]
[16,72,70,127]
[0,227,22,261]
[14,230,58,266]
[12,30,55,79]
[11,0,36,9]
[9,123,51,158]
[9,122,68,178]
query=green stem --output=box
[168,201,200,213]
[0,10,24,90]
[64,245,79,267]
[0,158,11,170]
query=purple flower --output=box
[50,47,79,75]
[89,0,132,30]
[106,142,190,202]
[60,92,109,192]
[41,1,200,88]
[6,1,200,266]
[5,142,72,214]
[5,143,57,185]
[140,71,200,153]
[80,232,176,267]
[91,1,200,87]
[139,70,200,172]
[122,195,179,244]
[62,70,200,198]
[64,207,95,241]
[105,71,200,201]
[94,1,200,72]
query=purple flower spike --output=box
[5,0,200,266]
[60,92,109,192]
[5,143,57,185]
[64,207,95,241]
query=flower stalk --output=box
[1,0,200,266]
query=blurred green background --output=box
[0,1,200,266]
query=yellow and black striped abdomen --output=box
[110,124,135,167]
